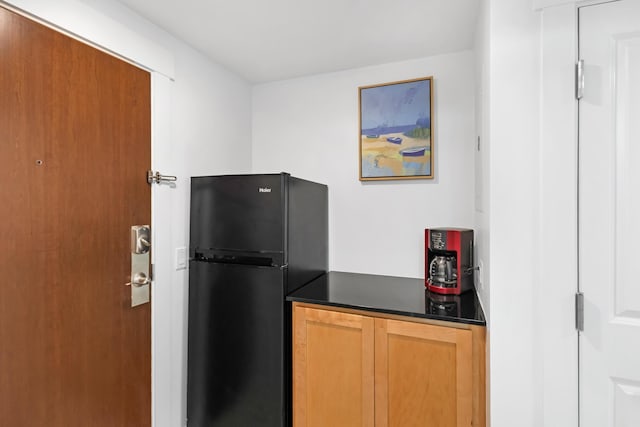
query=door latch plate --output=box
[129,225,151,307]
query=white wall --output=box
[474,0,491,320]
[474,2,491,426]
[3,1,253,426]
[485,0,581,425]
[488,0,541,425]
[252,52,476,278]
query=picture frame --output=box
[359,76,434,181]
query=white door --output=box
[579,1,640,426]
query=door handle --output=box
[131,272,151,287]
[128,225,151,307]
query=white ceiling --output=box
[116,0,481,83]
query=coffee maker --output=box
[425,228,474,295]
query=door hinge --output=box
[576,59,584,100]
[575,292,584,332]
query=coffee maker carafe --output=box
[425,228,474,295]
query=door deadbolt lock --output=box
[129,225,151,307]
[131,225,151,254]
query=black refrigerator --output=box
[187,173,328,427]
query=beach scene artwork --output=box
[359,77,433,180]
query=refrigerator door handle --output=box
[193,253,278,267]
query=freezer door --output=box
[190,174,285,254]
[187,261,288,427]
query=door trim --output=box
[537,2,622,426]
[538,2,582,427]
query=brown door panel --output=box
[0,7,151,426]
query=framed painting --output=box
[359,77,433,181]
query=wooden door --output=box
[0,7,151,426]
[579,1,640,425]
[293,304,374,427]
[374,319,472,427]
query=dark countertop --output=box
[287,271,486,326]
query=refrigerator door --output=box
[190,174,285,256]
[187,261,287,427]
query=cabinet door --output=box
[293,305,374,427]
[375,319,473,427]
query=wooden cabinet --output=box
[293,303,486,427]
[375,318,473,427]
[293,305,375,426]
